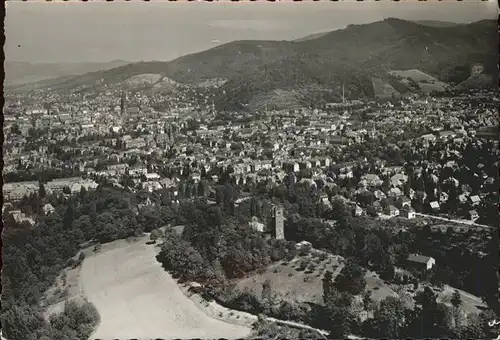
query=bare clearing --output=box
[80,237,251,340]
[389,69,451,92]
[124,73,163,87]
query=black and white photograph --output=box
[2,1,499,340]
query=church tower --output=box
[120,91,127,116]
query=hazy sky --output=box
[5,0,498,63]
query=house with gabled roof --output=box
[429,201,440,211]
[406,254,436,273]
[388,187,402,198]
[470,195,481,207]
[469,210,479,221]
[384,205,400,217]
[400,206,416,219]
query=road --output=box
[266,317,329,336]
[344,198,493,230]
[414,213,494,230]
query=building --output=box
[296,241,312,254]
[3,181,39,202]
[470,195,481,207]
[406,254,436,273]
[429,201,440,211]
[144,173,161,181]
[396,196,412,209]
[45,177,98,195]
[388,187,402,198]
[400,207,416,219]
[42,203,56,215]
[354,205,364,217]
[274,205,285,240]
[249,216,265,233]
[469,210,479,221]
[384,205,400,217]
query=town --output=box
[3,85,498,228]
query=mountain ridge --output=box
[9,18,497,110]
[4,60,132,86]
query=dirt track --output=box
[80,238,251,340]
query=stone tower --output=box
[274,205,285,240]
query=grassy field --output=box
[438,285,486,315]
[389,69,451,93]
[236,251,397,305]
[77,236,251,340]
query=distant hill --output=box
[293,31,331,42]
[4,60,131,86]
[412,20,464,28]
[11,18,497,110]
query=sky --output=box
[5,0,498,63]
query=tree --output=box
[39,183,46,198]
[322,270,335,302]
[249,198,261,218]
[371,296,407,338]
[362,290,372,311]
[62,186,71,195]
[323,302,353,339]
[150,229,161,243]
[197,181,205,197]
[415,286,437,310]
[10,123,21,135]
[451,289,462,309]
[79,186,87,200]
[63,204,75,229]
[262,279,272,300]
[334,261,367,295]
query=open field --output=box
[438,285,487,315]
[78,236,251,340]
[389,69,450,93]
[236,252,397,305]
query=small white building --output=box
[407,254,435,270]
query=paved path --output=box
[266,317,329,336]
[182,283,329,337]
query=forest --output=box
[2,186,150,340]
[2,174,498,339]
